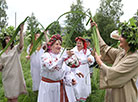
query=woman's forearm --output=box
[44,31,49,43]
[19,24,24,50]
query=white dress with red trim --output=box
[38,51,76,102]
[71,46,95,100]
[27,45,45,91]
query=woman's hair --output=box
[2,36,14,49]
[120,22,138,53]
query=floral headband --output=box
[46,34,62,52]
[48,34,62,46]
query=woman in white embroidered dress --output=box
[71,37,95,101]
[38,34,77,102]
[0,24,27,102]
[26,31,49,91]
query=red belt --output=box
[42,77,68,102]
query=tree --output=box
[48,21,61,36]
[25,13,42,44]
[0,0,8,32]
[26,13,40,34]
[94,0,124,45]
[0,26,15,49]
[64,0,86,47]
[133,9,138,26]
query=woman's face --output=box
[51,40,62,54]
[119,36,128,49]
[35,33,40,40]
[5,36,11,44]
[76,40,83,51]
[86,41,90,47]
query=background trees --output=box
[0,0,8,32]
[94,0,124,45]
[0,0,138,102]
[133,9,138,26]
[64,0,86,47]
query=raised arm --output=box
[19,24,24,50]
[0,59,3,71]
[44,31,49,43]
[90,21,106,46]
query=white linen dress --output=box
[37,51,76,102]
[71,46,95,99]
[27,45,45,91]
[0,44,27,99]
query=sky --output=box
[6,0,138,28]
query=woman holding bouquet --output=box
[92,21,138,102]
[37,34,78,102]
[71,37,95,101]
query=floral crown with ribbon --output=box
[47,34,62,52]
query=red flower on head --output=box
[75,36,87,54]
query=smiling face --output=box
[5,36,11,44]
[51,40,62,54]
[76,40,84,51]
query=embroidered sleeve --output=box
[41,53,64,71]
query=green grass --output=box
[86,68,105,102]
[0,43,105,102]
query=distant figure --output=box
[85,38,95,77]
[26,31,49,92]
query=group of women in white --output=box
[1,19,138,102]
[27,32,95,102]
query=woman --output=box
[0,24,27,102]
[71,37,95,101]
[37,34,77,102]
[92,22,138,102]
[26,31,49,92]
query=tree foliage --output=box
[0,0,8,32]
[25,13,42,44]
[26,13,40,35]
[133,9,138,26]
[48,21,61,36]
[64,0,86,47]
[94,0,124,45]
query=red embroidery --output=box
[43,64,46,67]
[54,66,59,71]
[44,58,48,61]
[49,61,52,64]
[55,58,58,62]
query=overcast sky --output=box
[6,0,138,28]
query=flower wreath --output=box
[119,18,138,52]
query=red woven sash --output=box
[42,77,68,102]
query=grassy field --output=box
[0,43,105,102]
